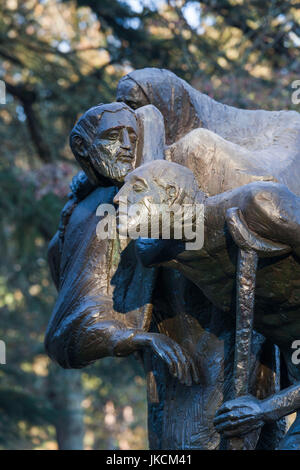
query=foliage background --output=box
[0,0,299,450]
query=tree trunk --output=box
[48,365,85,450]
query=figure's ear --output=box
[71,135,89,159]
[70,135,100,185]
[166,184,177,201]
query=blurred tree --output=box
[0,0,299,450]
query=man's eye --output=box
[130,134,137,143]
[107,132,119,140]
[133,183,145,192]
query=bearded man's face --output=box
[88,109,138,184]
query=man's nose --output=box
[113,194,119,205]
[120,129,131,150]
[113,186,128,205]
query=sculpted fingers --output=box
[214,414,264,437]
[155,345,178,378]
[214,396,265,437]
[214,410,245,427]
[151,337,182,381]
[161,340,191,385]
[215,396,255,415]
[169,341,201,386]
[166,343,200,385]
[168,342,201,386]
[150,334,199,386]
[167,340,192,385]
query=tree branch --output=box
[5,82,53,163]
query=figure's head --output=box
[116,76,150,110]
[114,160,203,238]
[70,102,138,185]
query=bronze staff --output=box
[226,207,289,450]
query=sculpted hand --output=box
[214,395,265,437]
[134,332,200,386]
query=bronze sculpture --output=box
[46,68,300,449]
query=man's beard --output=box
[107,160,134,183]
[92,157,134,184]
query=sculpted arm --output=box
[45,295,148,368]
[45,235,199,384]
[45,290,199,386]
[214,380,300,438]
